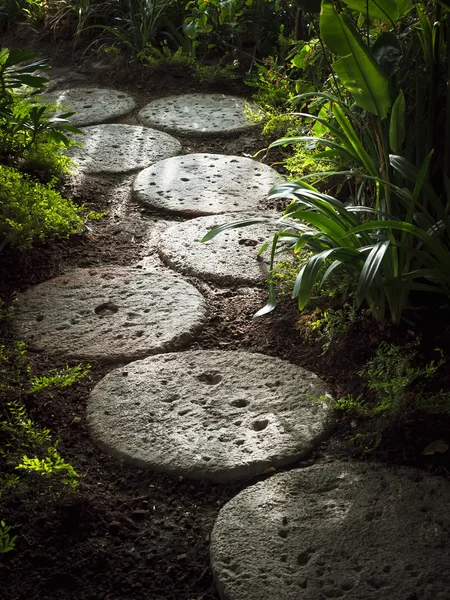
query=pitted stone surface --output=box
[12,268,206,362]
[211,463,450,600]
[133,154,283,216]
[43,87,136,126]
[87,351,334,482]
[157,214,280,286]
[138,94,258,136]
[68,124,181,173]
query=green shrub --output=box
[0,165,84,250]
[138,44,238,83]
[0,0,45,28]
[332,342,449,450]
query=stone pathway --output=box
[138,93,260,136]
[18,86,449,598]
[68,124,181,173]
[211,463,450,600]
[132,153,283,216]
[44,87,136,126]
[87,350,333,482]
[13,268,206,362]
[157,213,280,286]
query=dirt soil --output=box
[1,24,450,600]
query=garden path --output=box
[12,85,450,599]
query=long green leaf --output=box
[200,219,273,243]
[332,102,379,176]
[345,220,450,265]
[320,0,391,118]
[294,247,361,308]
[390,154,450,230]
[254,233,280,317]
[356,240,390,307]
[269,136,357,161]
[341,0,399,23]
[389,91,405,154]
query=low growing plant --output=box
[0,165,86,250]
[333,342,449,450]
[0,342,89,550]
[138,44,238,83]
[0,520,16,553]
[1,401,80,488]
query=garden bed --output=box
[1,25,450,600]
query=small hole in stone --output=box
[94,302,119,316]
[36,314,45,322]
[202,456,211,462]
[252,419,269,432]
[197,373,222,385]
[230,398,249,408]
[161,394,179,403]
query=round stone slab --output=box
[133,154,283,216]
[12,268,206,362]
[211,463,450,600]
[138,94,258,136]
[87,351,334,482]
[68,124,181,173]
[43,87,136,126]
[157,214,279,286]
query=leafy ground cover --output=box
[1,12,450,600]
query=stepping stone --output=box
[133,154,283,216]
[68,124,181,174]
[157,213,280,286]
[138,94,258,137]
[87,351,333,482]
[12,268,206,362]
[43,87,136,126]
[211,463,450,600]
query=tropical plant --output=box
[184,0,295,59]
[0,48,82,168]
[85,0,178,54]
[204,150,450,325]
[0,0,45,28]
[204,1,450,325]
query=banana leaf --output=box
[320,0,391,118]
[341,0,399,24]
